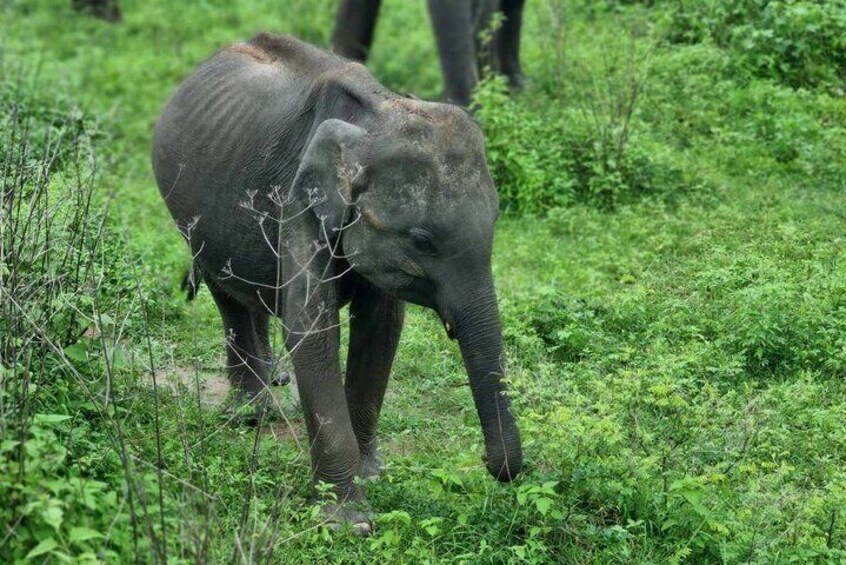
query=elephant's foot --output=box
[271,370,291,386]
[271,353,297,387]
[321,503,373,536]
[506,72,524,92]
[359,449,383,479]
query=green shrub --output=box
[474,77,690,213]
[511,254,846,382]
[0,68,140,563]
[0,406,130,562]
[0,67,129,355]
[662,0,846,91]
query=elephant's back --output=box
[152,34,339,221]
[152,34,345,306]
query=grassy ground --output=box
[3,0,846,562]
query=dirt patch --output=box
[141,366,302,413]
[142,366,231,407]
[260,420,303,442]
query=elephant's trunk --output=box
[451,280,522,482]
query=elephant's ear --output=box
[292,119,367,242]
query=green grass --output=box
[2,0,846,562]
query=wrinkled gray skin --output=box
[152,33,522,533]
[332,0,525,106]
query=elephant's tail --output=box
[180,264,203,301]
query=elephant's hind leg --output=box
[250,309,291,387]
[427,0,479,106]
[208,283,271,413]
[345,281,405,478]
[331,0,382,62]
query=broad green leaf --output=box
[0,439,20,452]
[70,527,104,543]
[64,342,89,362]
[42,505,64,532]
[26,537,58,559]
[35,413,72,424]
[535,496,553,516]
[424,524,440,536]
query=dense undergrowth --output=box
[2,0,846,562]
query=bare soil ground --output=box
[140,366,304,442]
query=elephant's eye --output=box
[409,228,437,255]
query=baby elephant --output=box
[152,33,522,533]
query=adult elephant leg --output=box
[208,283,270,420]
[72,0,121,22]
[471,0,501,78]
[344,281,404,478]
[250,309,272,378]
[283,273,369,533]
[427,0,479,106]
[331,0,382,62]
[496,0,525,90]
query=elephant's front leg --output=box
[496,0,525,91]
[345,281,405,478]
[283,279,370,533]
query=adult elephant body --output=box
[152,33,522,532]
[332,0,525,106]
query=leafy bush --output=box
[510,247,846,382]
[0,66,131,357]
[662,0,846,91]
[474,77,691,213]
[0,68,140,563]
[0,408,130,562]
[504,273,846,560]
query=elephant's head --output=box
[292,100,522,481]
